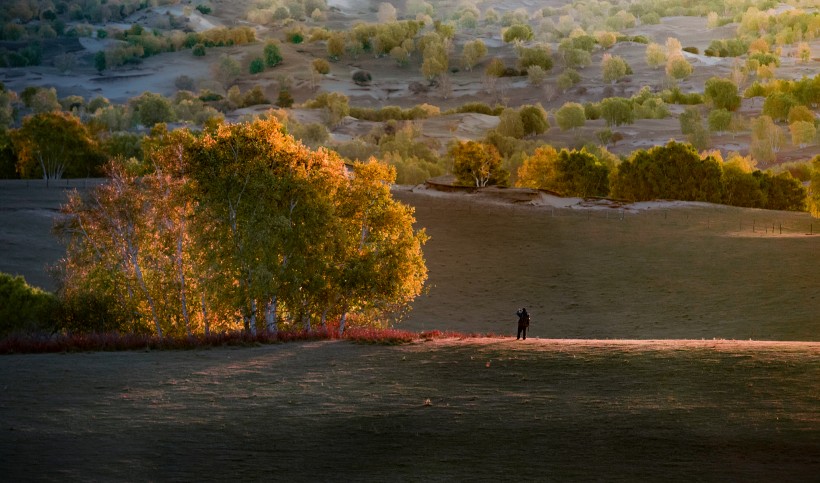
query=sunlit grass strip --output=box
[0,329,502,354]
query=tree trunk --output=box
[249,298,258,336]
[338,311,347,337]
[265,296,277,333]
[130,241,162,338]
[200,293,210,336]
[176,231,191,336]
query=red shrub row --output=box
[0,328,501,354]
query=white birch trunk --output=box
[265,296,277,333]
[338,311,347,336]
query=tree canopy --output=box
[55,118,428,337]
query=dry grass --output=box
[2,183,820,480]
[0,339,817,481]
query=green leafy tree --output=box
[611,141,723,203]
[264,41,283,67]
[704,77,741,111]
[461,39,487,71]
[645,43,666,69]
[519,104,549,137]
[94,50,106,72]
[450,141,508,187]
[503,24,533,43]
[517,44,553,72]
[553,149,610,197]
[707,108,732,134]
[555,102,586,131]
[601,54,631,83]
[0,273,58,336]
[421,36,448,80]
[129,92,175,127]
[11,111,105,182]
[600,97,634,127]
[665,54,693,80]
[249,57,264,74]
[762,92,798,122]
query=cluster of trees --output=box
[512,141,807,212]
[54,119,428,337]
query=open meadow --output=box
[1,181,819,480]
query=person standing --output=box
[516,308,530,340]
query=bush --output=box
[352,70,372,86]
[196,5,212,15]
[0,273,58,337]
[312,58,330,74]
[192,43,206,56]
[249,57,264,74]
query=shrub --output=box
[0,273,58,337]
[196,5,212,15]
[276,89,294,108]
[249,57,264,74]
[352,70,372,86]
[312,58,330,74]
[192,43,206,56]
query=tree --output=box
[553,149,610,197]
[327,33,345,60]
[750,115,785,163]
[12,111,105,182]
[555,102,586,131]
[129,92,175,127]
[789,121,816,147]
[331,161,428,334]
[421,36,448,80]
[264,41,283,67]
[214,55,241,87]
[461,39,487,71]
[450,141,508,187]
[516,145,559,190]
[610,141,723,203]
[249,57,264,74]
[94,50,106,73]
[601,54,631,83]
[377,2,397,23]
[707,108,732,134]
[797,42,811,63]
[810,155,820,218]
[517,44,553,72]
[600,97,634,127]
[704,77,741,111]
[519,104,549,137]
[0,272,58,337]
[665,53,693,80]
[787,105,815,124]
[503,24,533,43]
[645,43,665,69]
[762,92,798,122]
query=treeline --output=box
[505,141,810,212]
[48,118,427,339]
